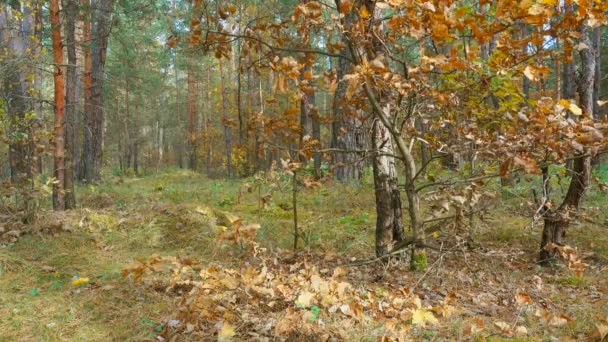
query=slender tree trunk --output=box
[51,0,66,210]
[237,51,245,146]
[187,54,197,170]
[124,77,131,170]
[219,59,233,177]
[64,0,78,209]
[299,69,312,162]
[592,27,602,119]
[205,66,211,174]
[133,101,139,174]
[80,0,92,181]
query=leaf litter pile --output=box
[120,210,608,341]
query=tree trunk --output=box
[540,155,591,263]
[205,66,211,174]
[372,120,405,257]
[133,101,139,174]
[2,4,34,187]
[331,6,364,181]
[540,25,594,264]
[219,58,233,177]
[124,77,131,170]
[82,0,113,182]
[592,27,602,119]
[187,55,197,170]
[80,0,93,181]
[51,0,66,210]
[64,0,78,209]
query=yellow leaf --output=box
[296,291,315,308]
[569,103,583,116]
[72,277,89,286]
[411,308,438,327]
[359,5,371,18]
[218,322,236,341]
[527,3,544,16]
[523,65,538,81]
[558,99,571,108]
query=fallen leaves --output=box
[411,307,438,327]
[218,322,236,341]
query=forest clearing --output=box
[1,0,608,341]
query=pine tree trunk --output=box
[80,0,93,181]
[83,0,113,182]
[51,0,66,210]
[331,4,364,181]
[219,59,233,177]
[187,55,197,170]
[64,0,78,209]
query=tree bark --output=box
[82,0,113,182]
[592,27,602,119]
[51,0,66,210]
[80,0,93,180]
[219,58,233,177]
[187,53,197,170]
[2,4,34,186]
[64,0,78,209]
[372,120,405,256]
[331,5,364,181]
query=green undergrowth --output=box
[0,166,606,340]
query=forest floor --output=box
[0,168,607,341]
